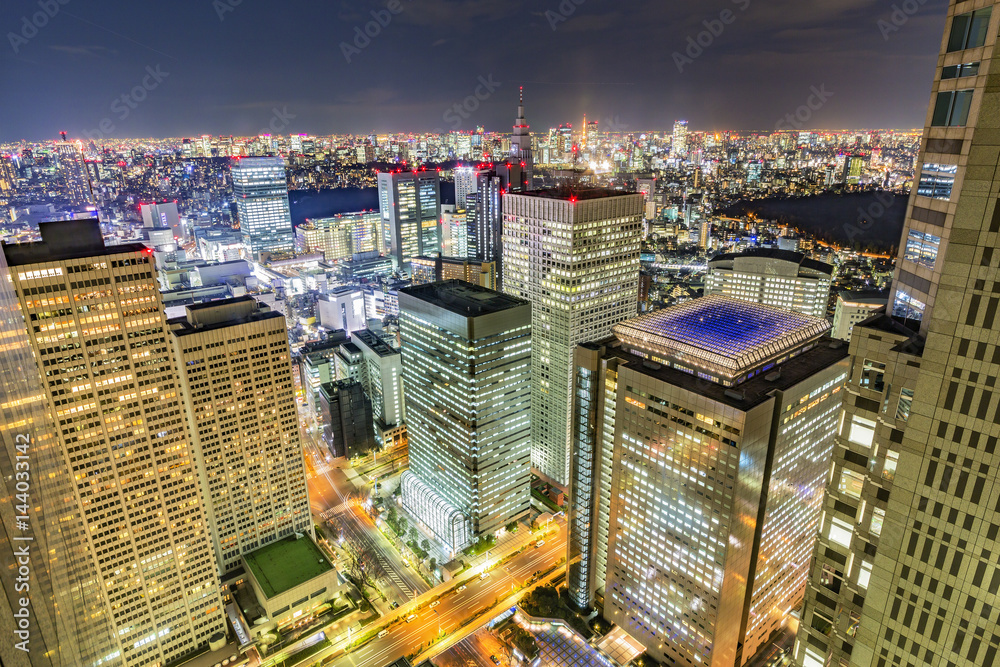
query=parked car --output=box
[535,540,545,548]
[430,600,440,608]
[406,614,417,623]
[457,585,467,592]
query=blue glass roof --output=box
[613,295,830,376]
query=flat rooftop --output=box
[400,279,527,317]
[243,535,333,599]
[353,329,397,357]
[709,248,834,276]
[516,187,637,201]
[2,219,148,266]
[613,295,831,376]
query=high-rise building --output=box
[296,217,353,262]
[454,166,480,209]
[705,249,833,318]
[55,141,93,203]
[798,5,1000,667]
[139,201,183,242]
[377,170,441,269]
[502,188,644,486]
[410,255,497,291]
[511,87,534,188]
[672,119,689,158]
[317,287,367,333]
[568,296,849,667]
[830,291,887,341]
[2,220,226,667]
[399,281,532,552]
[320,380,376,459]
[0,233,122,667]
[168,297,312,574]
[231,156,295,258]
[352,329,406,450]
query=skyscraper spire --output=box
[511,87,533,189]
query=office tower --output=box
[399,281,531,552]
[798,5,1000,667]
[0,153,15,196]
[454,166,479,208]
[377,169,441,268]
[231,156,295,258]
[168,297,311,574]
[296,217,353,261]
[700,218,712,251]
[410,256,497,291]
[320,380,376,459]
[318,287,367,333]
[636,177,657,220]
[139,201,183,241]
[502,188,644,487]
[705,249,833,318]
[347,210,383,254]
[511,87,534,188]
[842,154,864,185]
[299,335,350,418]
[55,141,93,203]
[830,291,887,341]
[672,119,688,158]
[334,341,364,383]
[352,329,406,450]
[568,296,849,667]
[2,220,226,667]
[441,206,468,258]
[0,240,122,667]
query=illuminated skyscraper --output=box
[568,296,848,667]
[454,166,480,210]
[352,329,406,450]
[168,297,312,575]
[510,87,534,188]
[798,4,1000,667]
[55,141,93,204]
[502,188,643,486]
[672,119,689,158]
[231,156,294,258]
[399,281,531,552]
[0,231,121,667]
[2,220,226,667]
[378,170,441,269]
[705,249,833,318]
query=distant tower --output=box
[672,119,688,158]
[511,87,533,189]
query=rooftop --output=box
[592,334,849,410]
[243,535,333,599]
[612,295,831,377]
[400,279,527,317]
[2,219,149,267]
[169,296,282,336]
[515,187,638,201]
[353,329,398,357]
[708,248,834,276]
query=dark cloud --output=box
[0,0,950,140]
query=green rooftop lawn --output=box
[244,535,333,598]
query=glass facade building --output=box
[377,170,441,269]
[568,297,849,666]
[231,156,294,258]
[399,281,531,552]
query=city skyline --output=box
[1,0,949,140]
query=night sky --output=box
[1,0,950,140]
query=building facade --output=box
[399,281,532,551]
[800,4,1000,667]
[231,156,294,258]
[169,297,312,574]
[568,296,849,667]
[705,249,833,318]
[831,291,887,341]
[2,220,226,667]
[319,380,376,459]
[352,329,406,449]
[377,170,441,268]
[502,188,644,487]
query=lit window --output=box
[839,468,865,500]
[857,560,873,589]
[848,415,876,449]
[829,516,853,548]
[882,450,899,482]
[917,164,957,200]
[904,229,941,269]
[870,507,885,537]
[896,388,915,422]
